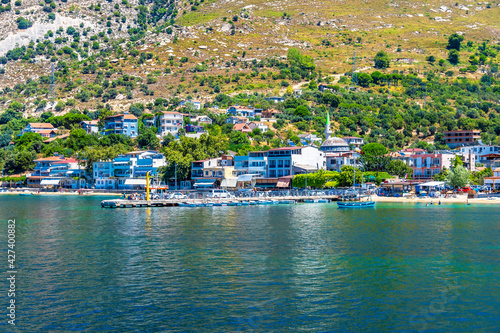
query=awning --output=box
[293,164,319,172]
[277,178,291,188]
[255,184,276,188]
[194,179,216,187]
[221,178,238,188]
[419,181,445,187]
[124,179,147,185]
[40,179,61,185]
[237,174,258,182]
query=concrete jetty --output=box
[101,196,339,208]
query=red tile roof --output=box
[29,123,54,129]
[106,114,137,120]
[34,156,64,162]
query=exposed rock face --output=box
[0,15,95,56]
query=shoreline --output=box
[0,191,122,196]
[371,195,500,204]
[2,191,500,204]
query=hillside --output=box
[0,0,500,178]
[0,0,499,107]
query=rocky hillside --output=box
[0,0,499,115]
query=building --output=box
[193,115,212,125]
[265,96,285,103]
[180,100,202,110]
[22,123,55,136]
[81,120,99,134]
[226,116,249,125]
[191,156,234,179]
[266,146,324,178]
[93,151,166,190]
[443,130,481,148]
[261,109,282,118]
[320,137,350,153]
[247,121,268,132]
[458,145,500,165]
[484,167,500,189]
[248,151,267,177]
[27,156,86,188]
[234,156,249,176]
[412,153,455,180]
[325,152,360,172]
[320,111,350,153]
[342,136,364,148]
[390,148,426,167]
[318,84,335,92]
[232,123,252,133]
[185,124,205,133]
[104,113,138,138]
[227,106,255,118]
[157,111,183,136]
[298,133,321,146]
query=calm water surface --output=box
[0,195,499,332]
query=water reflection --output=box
[0,197,498,332]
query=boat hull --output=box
[337,201,376,208]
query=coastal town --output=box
[3,101,500,200]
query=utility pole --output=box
[49,63,55,99]
[174,163,177,191]
[351,51,357,88]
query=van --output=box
[206,189,233,198]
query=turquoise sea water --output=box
[0,195,499,332]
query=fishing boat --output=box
[337,159,375,208]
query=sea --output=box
[0,195,498,332]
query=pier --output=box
[101,196,339,208]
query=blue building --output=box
[104,113,138,138]
[227,106,255,118]
[93,151,166,190]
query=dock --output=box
[101,196,339,208]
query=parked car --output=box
[169,193,187,199]
[206,189,233,199]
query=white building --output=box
[81,120,99,134]
[325,152,361,172]
[266,146,325,178]
[342,136,364,148]
[156,111,183,136]
[458,145,500,165]
[248,121,268,133]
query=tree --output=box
[374,51,390,69]
[358,73,373,87]
[360,143,390,172]
[337,165,363,187]
[447,33,464,51]
[294,105,310,117]
[446,165,470,188]
[448,50,460,65]
[387,159,412,178]
[136,129,160,150]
